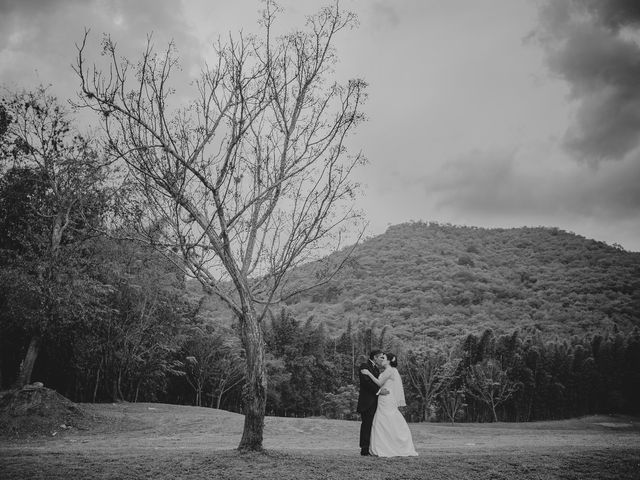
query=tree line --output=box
[263,311,640,423]
[3,270,639,425]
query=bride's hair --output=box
[387,353,398,367]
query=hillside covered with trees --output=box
[279,221,640,342]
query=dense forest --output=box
[195,221,640,341]
[263,311,640,423]
[281,222,640,341]
[1,90,639,423]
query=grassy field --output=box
[1,403,639,479]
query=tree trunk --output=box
[112,371,124,403]
[93,357,104,403]
[93,365,101,402]
[16,335,41,388]
[112,379,118,402]
[134,381,140,402]
[351,340,355,383]
[237,309,267,452]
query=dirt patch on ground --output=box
[0,385,102,439]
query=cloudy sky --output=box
[2,0,640,251]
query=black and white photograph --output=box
[1,1,639,478]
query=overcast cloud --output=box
[537,0,640,163]
[1,0,639,251]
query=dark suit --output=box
[356,359,380,452]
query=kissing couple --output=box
[356,350,418,457]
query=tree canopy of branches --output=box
[74,1,366,451]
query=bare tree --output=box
[74,2,366,451]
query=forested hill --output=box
[279,222,640,343]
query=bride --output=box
[361,353,418,457]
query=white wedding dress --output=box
[369,367,418,457]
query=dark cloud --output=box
[574,152,640,218]
[0,0,78,15]
[0,0,86,44]
[538,0,640,163]
[583,0,640,30]
[424,149,544,216]
[0,0,200,103]
[424,147,640,224]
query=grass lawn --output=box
[1,402,639,479]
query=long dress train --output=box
[369,367,418,457]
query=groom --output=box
[356,350,389,456]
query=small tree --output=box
[75,1,366,450]
[404,348,448,421]
[181,325,245,409]
[436,358,465,424]
[439,388,466,424]
[210,352,245,409]
[466,359,518,422]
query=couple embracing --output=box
[357,350,418,457]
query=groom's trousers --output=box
[359,403,377,450]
